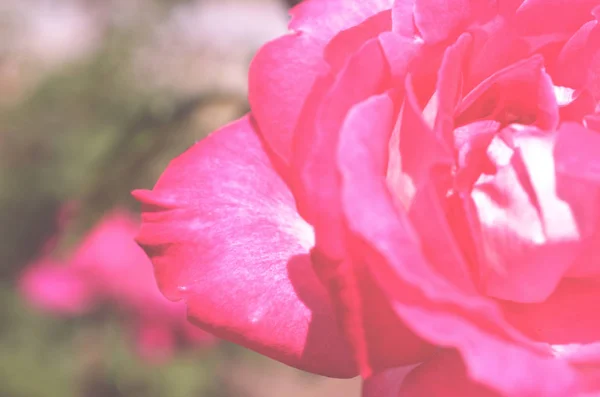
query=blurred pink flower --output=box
[19,209,215,362]
[20,258,94,315]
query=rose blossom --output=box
[134,0,600,395]
[20,210,215,361]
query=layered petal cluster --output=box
[19,210,215,361]
[135,0,600,394]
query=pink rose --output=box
[19,210,215,362]
[134,0,600,395]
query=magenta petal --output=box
[289,0,393,44]
[469,127,583,302]
[391,0,416,37]
[297,38,390,260]
[433,33,472,145]
[498,0,525,17]
[378,32,423,86]
[585,114,600,131]
[466,21,530,91]
[554,20,600,91]
[555,121,600,183]
[249,0,395,166]
[320,93,435,375]
[362,365,418,397]
[392,78,476,293]
[337,87,579,396]
[453,120,501,189]
[392,303,580,397]
[515,0,598,36]
[414,0,471,44]
[249,34,327,164]
[324,11,392,72]
[457,55,559,131]
[294,38,434,376]
[558,89,597,123]
[554,122,600,278]
[504,279,600,345]
[134,116,356,377]
[398,351,500,397]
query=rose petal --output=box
[307,90,434,376]
[337,87,579,395]
[296,38,390,260]
[555,121,600,183]
[432,33,472,145]
[554,122,600,278]
[389,75,452,208]
[249,34,327,164]
[414,0,491,44]
[134,116,356,377]
[399,351,500,397]
[515,0,598,36]
[585,114,600,131]
[558,89,597,123]
[553,343,600,396]
[503,278,600,345]
[469,127,582,302]
[339,93,439,374]
[553,20,600,91]
[498,0,525,17]
[392,303,580,397]
[466,20,530,91]
[289,0,393,44]
[324,11,392,72]
[391,0,416,37]
[453,120,502,190]
[362,365,418,397]
[589,8,600,100]
[378,32,422,86]
[457,55,559,131]
[249,0,396,166]
[392,77,476,292]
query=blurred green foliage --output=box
[0,288,234,397]
[0,10,246,397]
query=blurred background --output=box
[0,0,360,396]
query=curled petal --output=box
[249,34,327,164]
[135,116,355,377]
[295,38,390,259]
[362,365,418,397]
[249,1,396,165]
[289,0,393,44]
[457,55,559,131]
[553,20,600,91]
